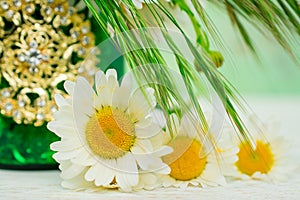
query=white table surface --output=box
[1,96,300,200]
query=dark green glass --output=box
[0,115,58,170]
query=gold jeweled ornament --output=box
[0,0,99,126]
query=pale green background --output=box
[207,5,300,95]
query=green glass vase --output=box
[0,115,58,170]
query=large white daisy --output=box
[155,113,236,188]
[48,69,172,191]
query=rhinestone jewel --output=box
[36,113,45,121]
[1,1,9,10]
[36,99,46,107]
[18,53,26,62]
[29,41,38,48]
[25,5,34,13]
[82,36,90,45]
[50,105,57,113]
[13,110,22,119]
[29,66,39,74]
[60,16,68,25]
[55,4,64,13]
[1,90,10,98]
[5,10,14,19]
[81,26,89,34]
[78,47,86,56]
[68,7,75,15]
[42,54,49,61]
[23,41,50,69]
[71,31,79,39]
[13,0,21,7]
[44,7,52,15]
[4,102,13,111]
[18,99,26,107]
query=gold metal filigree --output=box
[0,0,99,126]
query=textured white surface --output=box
[1,96,300,200]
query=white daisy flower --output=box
[48,69,172,191]
[226,128,293,182]
[156,113,235,188]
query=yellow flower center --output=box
[163,137,207,181]
[85,106,135,159]
[235,140,274,176]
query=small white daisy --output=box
[225,120,293,182]
[48,69,172,191]
[156,113,235,188]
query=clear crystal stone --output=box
[51,105,57,113]
[55,4,64,13]
[60,16,67,25]
[29,66,39,74]
[1,1,9,10]
[27,47,43,67]
[71,31,79,39]
[29,41,38,48]
[68,7,75,15]
[25,5,33,13]
[28,56,41,67]
[4,102,13,111]
[82,36,90,46]
[36,99,46,107]
[13,110,22,119]
[36,113,45,120]
[5,10,14,18]
[1,90,10,98]
[42,54,49,61]
[81,26,89,34]
[13,0,21,7]
[18,99,26,107]
[44,7,52,15]
[18,53,26,62]
[78,48,86,56]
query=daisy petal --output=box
[54,94,69,107]
[64,80,75,96]
[95,70,106,95]
[150,109,166,128]
[71,148,96,166]
[135,122,161,139]
[105,68,117,80]
[94,159,116,186]
[112,86,131,111]
[73,77,95,117]
[53,149,81,161]
[116,154,138,190]
[128,88,156,121]
[47,122,76,138]
[84,163,99,182]
[152,146,173,157]
[121,72,133,90]
[107,73,119,89]
[50,138,82,152]
[61,163,86,179]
